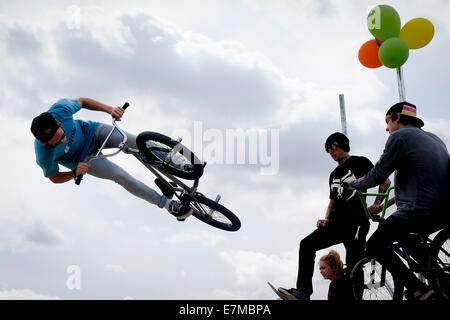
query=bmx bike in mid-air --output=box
[75,102,241,232]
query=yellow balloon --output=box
[399,18,435,49]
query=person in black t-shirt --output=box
[278,132,391,300]
[328,155,374,225]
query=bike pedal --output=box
[176,208,193,221]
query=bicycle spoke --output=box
[145,140,192,169]
[191,200,232,227]
[356,259,398,300]
[436,237,450,296]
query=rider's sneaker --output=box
[167,200,193,221]
[277,287,310,300]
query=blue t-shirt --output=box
[34,99,100,177]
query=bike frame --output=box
[356,188,435,294]
[81,117,220,220]
[89,118,194,193]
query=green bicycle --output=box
[350,187,450,300]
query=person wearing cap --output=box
[277,132,391,300]
[31,98,192,220]
[344,101,449,300]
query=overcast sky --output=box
[1,0,449,300]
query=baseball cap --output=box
[30,112,59,143]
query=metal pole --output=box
[339,94,348,136]
[396,67,406,102]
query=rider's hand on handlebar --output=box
[111,106,125,121]
[75,162,91,176]
[368,203,383,216]
[342,177,356,189]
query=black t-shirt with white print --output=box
[328,156,374,226]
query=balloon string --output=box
[374,39,381,47]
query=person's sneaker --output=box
[167,200,193,221]
[277,287,310,300]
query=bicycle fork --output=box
[366,259,395,296]
[367,260,383,290]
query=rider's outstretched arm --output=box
[349,133,406,191]
[77,97,124,120]
[77,97,113,114]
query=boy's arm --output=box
[77,97,124,120]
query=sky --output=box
[0,0,449,300]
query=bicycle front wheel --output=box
[428,227,450,300]
[190,194,241,232]
[350,256,404,300]
[136,131,204,180]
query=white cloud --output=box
[210,288,268,300]
[165,230,226,247]
[425,118,450,143]
[104,264,127,273]
[84,219,124,235]
[241,185,326,225]
[137,225,154,235]
[220,249,298,286]
[0,218,66,253]
[0,289,60,300]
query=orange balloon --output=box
[358,39,383,68]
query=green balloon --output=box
[367,4,401,41]
[378,38,409,68]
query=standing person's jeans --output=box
[296,221,369,296]
[83,124,168,208]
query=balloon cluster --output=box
[358,4,434,69]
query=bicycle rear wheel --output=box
[136,131,204,180]
[190,194,241,232]
[350,256,404,300]
[428,227,450,300]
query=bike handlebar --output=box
[357,186,395,221]
[74,171,83,185]
[75,102,129,185]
